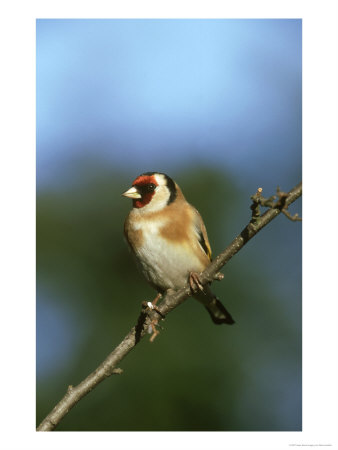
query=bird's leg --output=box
[189,272,205,293]
[141,293,164,317]
[141,292,165,342]
[148,319,160,342]
[152,292,162,306]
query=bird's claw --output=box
[148,319,160,342]
[142,293,165,319]
[189,272,205,293]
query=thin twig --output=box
[37,181,302,431]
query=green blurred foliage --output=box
[36,163,301,431]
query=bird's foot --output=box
[141,293,164,316]
[148,318,160,342]
[189,272,205,293]
[141,293,165,342]
[152,292,162,306]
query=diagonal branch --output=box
[37,181,302,431]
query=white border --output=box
[1,1,337,449]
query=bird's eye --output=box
[142,183,156,192]
[135,183,157,195]
[145,183,156,192]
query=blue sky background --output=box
[37,19,301,190]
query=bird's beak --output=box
[122,186,142,199]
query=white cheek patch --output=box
[140,189,169,213]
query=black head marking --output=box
[137,183,157,195]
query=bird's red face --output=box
[123,174,158,208]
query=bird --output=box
[122,172,235,325]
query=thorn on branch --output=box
[214,272,224,281]
[276,186,302,221]
[275,186,288,208]
[282,209,302,222]
[103,366,124,377]
[259,195,276,208]
[250,187,263,225]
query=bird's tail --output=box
[204,297,235,325]
[194,286,235,325]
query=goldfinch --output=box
[122,172,235,325]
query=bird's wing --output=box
[193,208,212,261]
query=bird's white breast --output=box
[130,214,204,291]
